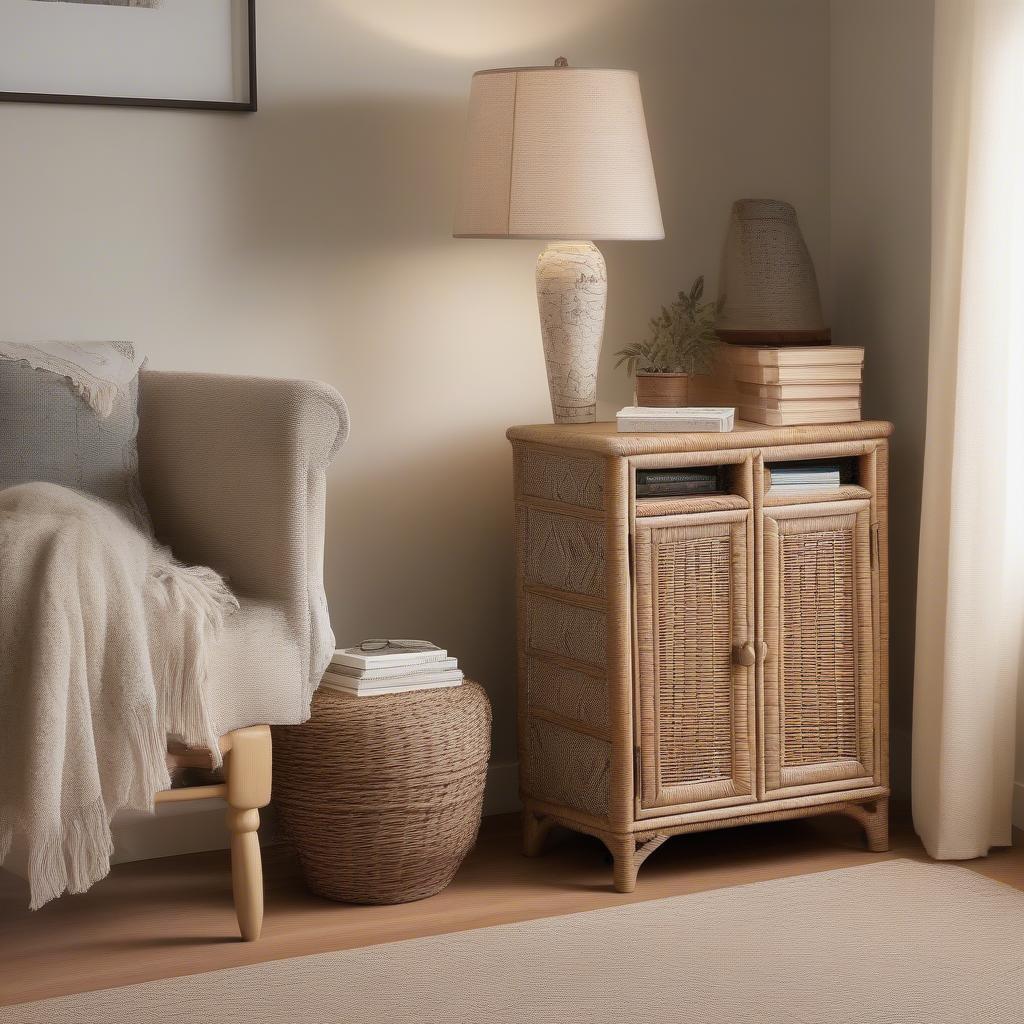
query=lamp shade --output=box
[453,64,664,240]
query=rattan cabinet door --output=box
[761,499,877,798]
[634,509,756,814]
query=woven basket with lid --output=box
[272,681,491,904]
[716,198,829,344]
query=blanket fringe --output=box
[150,557,238,768]
[0,483,237,909]
[24,798,113,911]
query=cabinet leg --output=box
[522,810,554,858]
[608,833,668,893]
[847,798,889,853]
[610,835,640,893]
[862,798,890,852]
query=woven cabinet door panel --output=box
[634,509,756,813]
[761,499,877,797]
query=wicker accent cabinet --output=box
[507,420,891,892]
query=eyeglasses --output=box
[358,639,437,652]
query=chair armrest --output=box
[137,370,348,611]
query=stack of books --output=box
[616,406,735,433]
[635,466,726,498]
[720,345,863,426]
[320,641,463,697]
[767,463,843,495]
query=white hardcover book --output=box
[323,668,464,689]
[331,642,447,671]
[616,406,735,433]
[767,482,842,494]
[328,657,459,681]
[320,672,464,697]
[770,470,841,485]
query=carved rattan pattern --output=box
[528,595,606,669]
[527,658,608,732]
[522,449,603,509]
[524,508,605,598]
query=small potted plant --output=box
[615,275,723,407]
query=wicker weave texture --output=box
[716,198,826,335]
[271,682,491,905]
[780,528,857,766]
[762,501,876,793]
[655,531,734,783]
[634,509,754,810]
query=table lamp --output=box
[454,58,664,423]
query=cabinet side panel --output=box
[523,507,606,598]
[513,443,614,825]
[522,448,604,509]
[526,660,608,732]
[525,719,610,818]
[604,456,633,831]
[527,595,606,668]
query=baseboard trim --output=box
[106,760,521,865]
[1013,780,1024,832]
[1,760,526,876]
[483,759,521,816]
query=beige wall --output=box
[0,0,831,791]
[829,0,934,799]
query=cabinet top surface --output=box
[506,419,893,456]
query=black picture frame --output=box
[0,0,257,113]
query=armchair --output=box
[137,371,349,940]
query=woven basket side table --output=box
[272,681,491,905]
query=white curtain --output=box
[913,0,1024,859]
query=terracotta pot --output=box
[635,372,690,407]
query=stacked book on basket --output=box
[320,641,463,697]
[713,345,864,426]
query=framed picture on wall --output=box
[0,0,256,112]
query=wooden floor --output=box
[1,809,1022,1008]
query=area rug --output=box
[3,859,1022,1024]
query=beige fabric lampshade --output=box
[453,65,664,240]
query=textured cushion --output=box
[0,342,150,530]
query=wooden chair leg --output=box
[224,725,272,941]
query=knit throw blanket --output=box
[0,482,237,909]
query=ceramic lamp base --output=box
[535,241,607,424]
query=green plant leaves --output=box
[614,275,722,377]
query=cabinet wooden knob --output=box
[733,642,756,667]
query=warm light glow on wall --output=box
[331,0,626,59]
